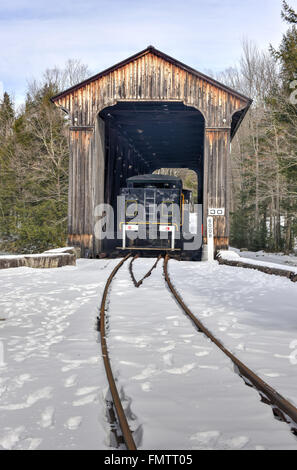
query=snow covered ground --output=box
[108,259,297,450]
[0,257,296,450]
[0,259,120,450]
[168,259,297,406]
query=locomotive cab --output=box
[119,174,191,251]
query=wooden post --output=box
[93,116,105,256]
[68,128,94,256]
[203,128,231,252]
[207,216,214,262]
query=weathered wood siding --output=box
[54,51,247,129]
[203,129,230,250]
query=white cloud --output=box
[0,0,288,104]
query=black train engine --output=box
[119,174,192,251]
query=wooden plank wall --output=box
[55,52,246,130]
[203,129,230,251]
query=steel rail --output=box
[129,254,162,288]
[163,255,297,433]
[99,254,137,450]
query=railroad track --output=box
[129,254,161,288]
[99,254,297,450]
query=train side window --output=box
[161,201,173,217]
[125,200,138,217]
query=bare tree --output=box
[40,59,90,93]
[218,40,288,250]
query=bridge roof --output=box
[127,174,182,185]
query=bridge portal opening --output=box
[98,101,204,254]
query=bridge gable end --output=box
[52,47,251,129]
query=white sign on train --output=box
[159,226,174,232]
[208,208,225,216]
[125,225,139,231]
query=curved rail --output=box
[129,254,162,287]
[163,254,297,433]
[99,254,137,450]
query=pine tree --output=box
[0,59,89,254]
[269,1,297,252]
[0,92,17,247]
[12,83,69,252]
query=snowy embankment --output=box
[0,257,296,450]
[220,248,297,273]
[0,247,76,270]
[218,249,297,282]
[231,248,297,269]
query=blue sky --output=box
[0,0,294,105]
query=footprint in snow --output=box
[227,333,244,339]
[0,426,25,450]
[0,386,53,410]
[16,437,43,450]
[72,393,98,407]
[64,374,78,388]
[198,365,219,370]
[194,350,210,357]
[61,356,99,372]
[141,382,151,392]
[132,365,157,381]
[65,416,82,431]
[160,330,169,336]
[157,342,175,353]
[61,363,79,372]
[163,353,173,366]
[40,406,55,428]
[201,310,214,318]
[190,430,220,446]
[223,436,250,449]
[260,370,281,378]
[75,386,99,396]
[119,360,143,368]
[166,363,195,375]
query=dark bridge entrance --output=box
[100,101,204,210]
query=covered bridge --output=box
[51,46,251,258]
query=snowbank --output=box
[231,248,297,268]
[0,248,76,269]
[218,249,297,281]
[43,247,76,255]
